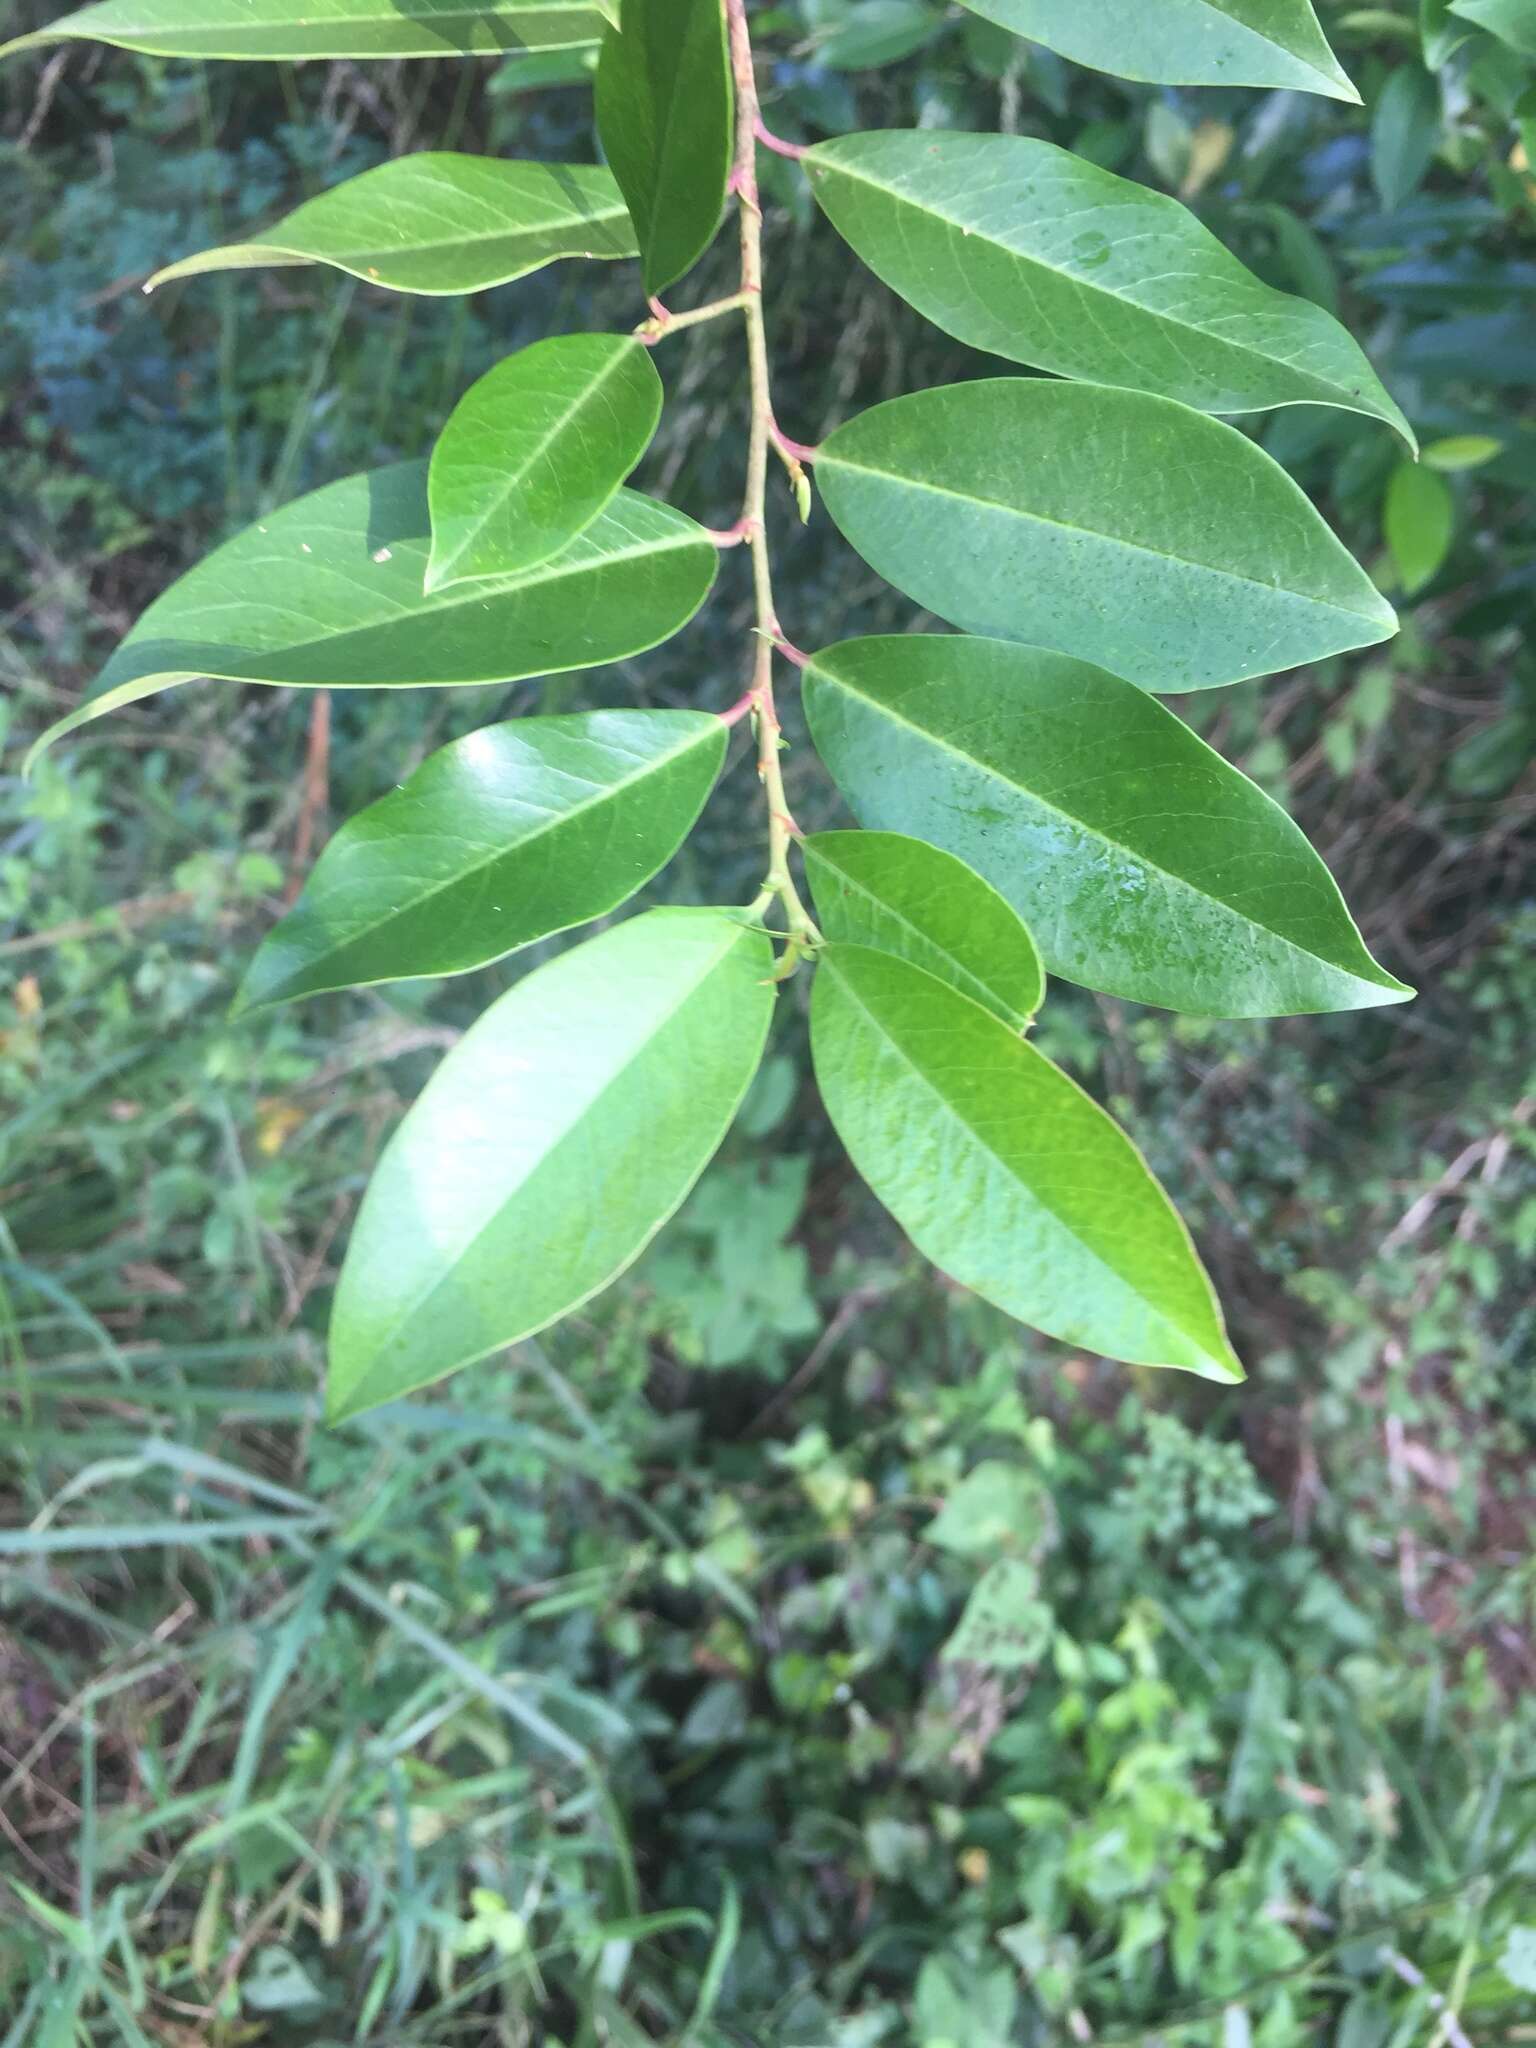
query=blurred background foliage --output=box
[1,0,1535,2039]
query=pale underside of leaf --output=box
[327,910,775,1420]
[1,0,614,60]
[145,157,636,297]
[806,132,1411,443]
[812,944,1241,1381]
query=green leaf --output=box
[327,909,774,1420]
[804,636,1412,1016]
[27,464,715,764]
[802,830,1043,1030]
[1371,67,1441,212]
[1384,461,1454,594]
[815,381,1397,693]
[813,0,943,69]
[806,131,1410,442]
[1449,0,1536,55]
[0,0,613,61]
[238,710,726,1010]
[1421,434,1501,471]
[947,0,1359,100]
[811,943,1242,1381]
[145,155,635,297]
[940,1559,1053,1669]
[595,0,733,297]
[927,1460,1046,1557]
[427,335,663,590]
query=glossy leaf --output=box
[1450,0,1536,54]
[1385,461,1454,594]
[427,336,663,590]
[802,830,1043,1030]
[27,464,715,763]
[815,380,1397,692]
[947,0,1359,100]
[804,636,1412,1017]
[238,710,726,1011]
[811,943,1242,1381]
[0,0,613,61]
[146,156,635,298]
[595,0,733,296]
[328,909,775,1420]
[806,131,1410,441]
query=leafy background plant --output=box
[1,0,1535,2041]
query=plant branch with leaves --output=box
[6,0,1422,1423]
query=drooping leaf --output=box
[804,637,1412,1017]
[802,830,1043,1030]
[1449,0,1536,55]
[811,943,1242,1381]
[815,381,1397,692]
[145,156,635,297]
[1371,67,1441,213]
[427,336,663,589]
[27,464,715,763]
[238,710,726,1011]
[0,0,612,61]
[595,0,734,296]
[1384,461,1454,594]
[327,909,775,1420]
[806,131,1410,442]
[947,0,1359,100]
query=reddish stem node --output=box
[754,114,808,161]
[769,421,819,466]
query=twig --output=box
[723,0,820,957]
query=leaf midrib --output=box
[824,953,1215,1363]
[813,666,1388,991]
[820,443,1385,625]
[808,851,1031,1025]
[274,721,716,991]
[349,923,750,1400]
[816,146,1366,410]
[431,343,643,584]
[140,506,703,665]
[281,188,631,266]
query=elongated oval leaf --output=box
[1450,0,1536,55]
[815,381,1397,692]
[804,637,1412,1017]
[145,156,635,297]
[27,463,715,763]
[806,132,1410,443]
[238,710,726,1010]
[803,830,1043,1030]
[811,944,1241,1381]
[595,0,734,296]
[427,336,663,591]
[0,0,612,61]
[949,0,1358,100]
[328,909,775,1420]
[1384,461,1454,595]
